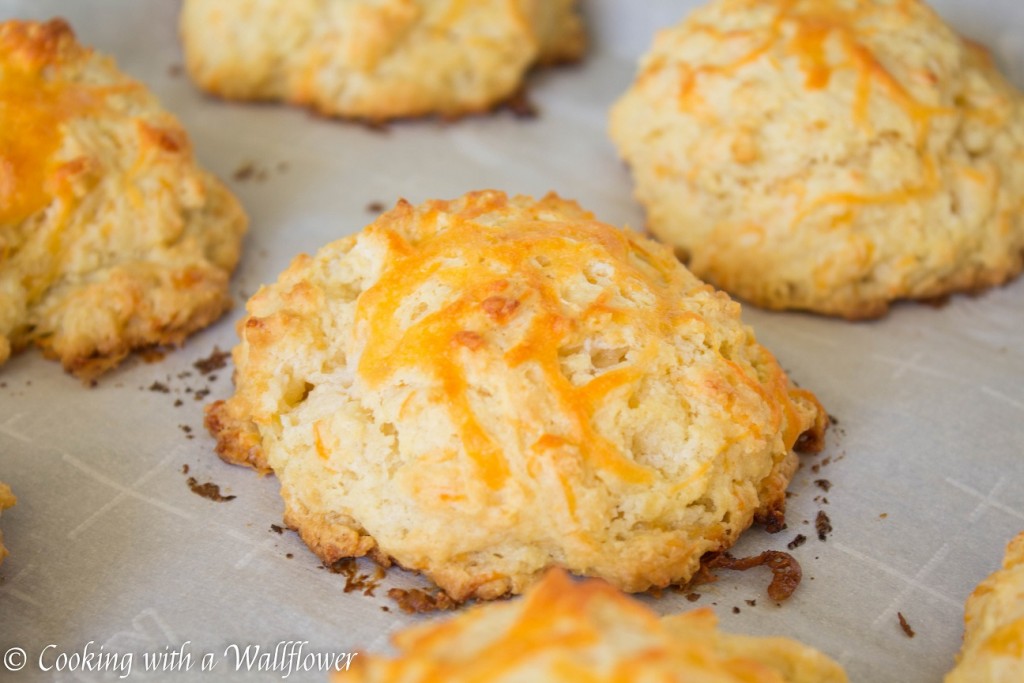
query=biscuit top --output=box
[353,192,811,492]
[339,568,848,682]
[763,0,959,214]
[662,0,965,208]
[179,0,585,120]
[666,0,960,124]
[756,0,953,120]
[0,20,98,224]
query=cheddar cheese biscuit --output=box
[610,0,1024,318]
[946,532,1024,683]
[180,0,585,121]
[338,569,848,683]
[206,190,825,601]
[0,481,14,565]
[0,19,247,379]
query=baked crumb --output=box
[897,612,915,638]
[329,558,385,597]
[810,456,833,475]
[233,162,257,182]
[816,511,833,542]
[194,347,229,375]
[186,476,236,502]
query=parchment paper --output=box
[1,1,1022,681]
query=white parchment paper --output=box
[1,1,1022,681]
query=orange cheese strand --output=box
[392,570,636,682]
[775,1,955,132]
[680,1,954,147]
[0,20,99,225]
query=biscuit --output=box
[946,532,1024,682]
[338,568,848,683]
[0,19,247,380]
[206,190,825,601]
[610,0,1024,319]
[0,481,14,565]
[179,0,585,121]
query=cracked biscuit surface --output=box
[180,0,585,121]
[946,532,1024,683]
[0,19,247,380]
[610,0,1024,318]
[206,190,824,601]
[337,569,848,683]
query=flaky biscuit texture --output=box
[946,532,1024,683]
[206,190,824,601]
[0,481,15,565]
[610,0,1024,318]
[338,569,848,683]
[180,0,585,121]
[0,19,247,380]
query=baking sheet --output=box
[1,1,1023,680]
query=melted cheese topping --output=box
[357,209,659,489]
[675,0,959,218]
[0,20,100,225]
[355,195,800,492]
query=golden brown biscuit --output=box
[0,481,15,565]
[946,532,1024,682]
[0,19,247,380]
[337,568,848,683]
[610,0,1024,319]
[206,190,825,601]
[179,0,585,121]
